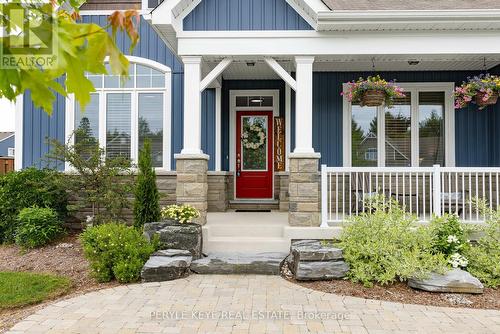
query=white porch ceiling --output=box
[202,56,500,81]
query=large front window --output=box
[71,58,171,169]
[346,83,453,167]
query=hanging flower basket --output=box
[475,91,499,108]
[342,75,405,108]
[455,74,500,110]
[361,89,386,107]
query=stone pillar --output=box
[288,152,321,227]
[175,154,209,225]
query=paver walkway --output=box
[7,275,500,334]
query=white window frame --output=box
[65,56,172,171]
[343,82,455,167]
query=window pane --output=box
[87,75,102,88]
[419,92,445,166]
[121,64,135,88]
[75,94,99,158]
[139,93,164,167]
[385,94,411,167]
[151,75,165,88]
[261,96,273,107]
[352,105,377,166]
[106,93,131,160]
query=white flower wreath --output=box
[242,123,266,150]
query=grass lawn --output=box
[0,272,72,309]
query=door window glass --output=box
[241,116,268,170]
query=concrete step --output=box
[203,236,290,253]
[205,224,285,238]
[190,252,288,275]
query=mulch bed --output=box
[0,233,118,333]
[289,278,500,310]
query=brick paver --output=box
[7,275,500,333]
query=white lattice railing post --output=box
[433,164,442,217]
[321,164,328,227]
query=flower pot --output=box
[475,91,498,108]
[361,90,386,107]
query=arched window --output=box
[66,57,172,170]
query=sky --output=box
[0,98,15,132]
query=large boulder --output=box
[141,249,192,282]
[293,261,350,281]
[291,240,344,261]
[408,269,484,294]
[288,239,349,281]
[144,221,202,259]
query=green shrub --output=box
[161,204,200,224]
[339,196,447,287]
[81,223,157,283]
[463,200,500,288]
[429,214,470,268]
[0,168,68,243]
[15,207,64,249]
[133,139,160,229]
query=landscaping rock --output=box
[287,239,349,281]
[143,221,202,259]
[141,249,192,282]
[291,239,343,261]
[408,269,484,294]
[293,261,350,281]
[190,252,287,275]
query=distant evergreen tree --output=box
[133,139,160,229]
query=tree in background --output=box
[133,139,160,229]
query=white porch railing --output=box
[321,165,500,225]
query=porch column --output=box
[289,56,321,227]
[175,55,209,225]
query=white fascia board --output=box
[177,30,500,56]
[316,10,500,30]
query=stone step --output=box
[190,252,288,275]
[203,236,290,253]
[141,249,192,282]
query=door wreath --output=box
[242,123,266,150]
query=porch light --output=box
[246,62,255,67]
[408,60,420,66]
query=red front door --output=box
[236,111,273,199]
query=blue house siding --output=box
[221,79,286,171]
[302,71,499,167]
[184,0,313,31]
[0,135,15,157]
[21,16,217,171]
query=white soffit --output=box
[200,56,500,80]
